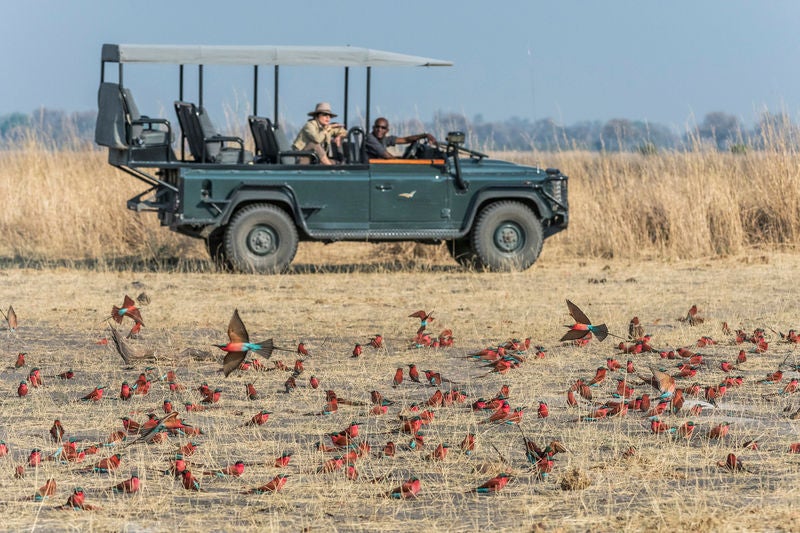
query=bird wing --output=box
[6,305,17,330]
[566,300,591,325]
[560,329,590,342]
[109,327,133,365]
[408,310,428,319]
[122,295,136,308]
[649,367,675,394]
[223,351,247,377]
[228,309,249,343]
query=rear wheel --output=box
[224,203,298,273]
[471,201,543,271]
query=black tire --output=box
[206,227,231,270]
[224,204,298,273]
[447,238,478,268]
[471,201,543,271]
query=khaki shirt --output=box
[291,119,345,151]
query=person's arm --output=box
[396,132,437,145]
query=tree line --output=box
[1,107,797,152]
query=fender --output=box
[218,186,310,235]
[460,187,553,233]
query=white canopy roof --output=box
[102,44,453,67]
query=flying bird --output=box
[1,305,17,331]
[215,309,291,377]
[560,300,609,342]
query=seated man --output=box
[291,102,347,165]
[365,117,437,159]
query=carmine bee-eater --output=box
[15,352,26,368]
[0,440,8,457]
[638,367,676,399]
[408,364,420,383]
[83,453,122,473]
[309,375,319,389]
[628,316,644,340]
[392,367,403,388]
[246,383,259,400]
[386,476,421,498]
[244,474,288,494]
[215,309,291,377]
[274,451,292,467]
[110,295,145,326]
[351,344,363,358]
[244,410,271,427]
[717,453,743,472]
[204,461,245,478]
[60,487,87,510]
[109,475,140,493]
[17,381,28,397]
[29,478,57,501]
[28,368,42,387]
[50,420,65,442]
[369,334,384,349]
[119,382,132,401]
[587,367,608,386]
[409,310,435,335]
[709,422,730,439]
[470,472,513,493]
[181,470,201,491]
[560,300,609,342]
[537,402,549,418]
[79,386,106,402]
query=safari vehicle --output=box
[95,44,568,273]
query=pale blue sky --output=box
[2,1,799,129]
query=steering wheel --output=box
[402,139,424,159]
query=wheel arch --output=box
[461,189,552,235]
[218,187,309,237]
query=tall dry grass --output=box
[1,135,799,266]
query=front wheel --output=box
[471,201,543,271]
[224,204,298,273]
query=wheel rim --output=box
[493,222,525,253]
[247,225,278,256]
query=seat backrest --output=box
[94,82,127,149]
[248,116,280,163]
[175,101,209,162]
[120,87,144,142]
[346,127,366,164]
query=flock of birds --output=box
[2,294,800,513]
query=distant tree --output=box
[752,111,798,149]
[696,112,742,150]
[0,112,31,140]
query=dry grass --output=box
[2,256,800,531]
[1,141,799,266]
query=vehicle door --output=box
[369,160,452,230]
[287,166,370,232]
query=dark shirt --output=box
[365,132,398,159]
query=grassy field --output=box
[2,143,800,530]
[2,254,800,531]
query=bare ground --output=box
[1,252,800,532]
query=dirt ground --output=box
[1,253,800,532]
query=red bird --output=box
[274,452,292,467]
[246,383,259,400]
[15,352,26,368]
[537,402,549,418]
[245,409,271,426]
[392,367,404,387]
[205,461,245,477]
[182,470,201,491]
[17,381,28,397]
[409,310,435,335]
[29,478,57,501]
[50,420,65,442]
[309,375,319,389]
[717,453,743,472]
[408,364,420,383]
[79,386,105,402]
[587,367,608,386]
[109,475,140,493]
[386,476,421,498]
[351,344,363,358]
[110,295,145,326]
[297,342,309,356]
[369,334,384,349]
[119,382,132,401]
[244,474,288,494]
[560,300,609,342]
[709,422,731,439]
[460,433,475,455]
[470,472,513,493]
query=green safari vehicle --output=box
[94,44,568,273]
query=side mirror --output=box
[446,131,465,145]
